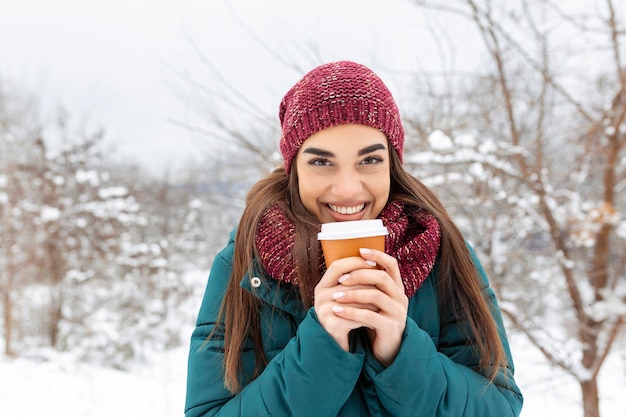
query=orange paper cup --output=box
[317,219,388,266]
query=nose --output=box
[331,169,363,198]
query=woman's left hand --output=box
[332,248,408,367]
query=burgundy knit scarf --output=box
[255,201,441,298]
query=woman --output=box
[185,61,523,417]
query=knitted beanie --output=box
[279,61,405,173]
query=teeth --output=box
[328,204,365,215]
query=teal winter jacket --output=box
[185,230,523,417]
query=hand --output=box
[314,249,408,366]
[332,248,408,367]
[314,256,379,351]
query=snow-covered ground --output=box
[0,344,189,417]
[1,334,624,417]
[508,332,626,417]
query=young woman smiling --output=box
[185,61,523,417]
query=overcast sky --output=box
[0,0,479,175]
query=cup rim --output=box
[317,219,388,240]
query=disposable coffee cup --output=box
[317,219,388,266]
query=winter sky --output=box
[0,0,456,176]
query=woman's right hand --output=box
[314,256,378,351]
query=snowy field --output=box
[0,345,188,416]
[1,331,624,417]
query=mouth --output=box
[327,203,366,215]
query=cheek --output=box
[298,175,320,208]
[379,177,391,196]
[371,173,391,213]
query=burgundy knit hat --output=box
[279,61,405,173]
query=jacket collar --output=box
[240,260,307,321]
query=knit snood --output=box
[255,200,441,298]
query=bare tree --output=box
[0,83,201,367]
[406,1,626,416]
[0,80,43,356]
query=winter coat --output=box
[185,229,523,417]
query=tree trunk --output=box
[48,295,62,348]
[581,378,600,417]
[2,175,15,357]
[2,284,12,356]
[45,238,65,348]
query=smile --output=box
[328,204,366,215]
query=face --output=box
[295,124,391,223]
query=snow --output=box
[75,169,101,187]
[589,290,626,321]
[1,331,624,416]
[40,205,61,222]
[0,346,188,417]
[454,134,477,147]
[427,130,454,151]
[511,333,626,417]
[98,186,129,199]
[618,221,626,239]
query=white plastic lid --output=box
[317,219,388,240]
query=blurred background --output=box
[1,0,625,416]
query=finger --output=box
[315,286,368,351]
[358,248,403,288]
[331,304,385,330]
[316,255,380,289]
[338,269,403,300]
[333,303,407,338]
[333,286,383,306]
[333,286,408,318]
[331,286,379,312]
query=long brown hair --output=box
[215,148,508,393]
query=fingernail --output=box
[332,291,345,300]
[365,260,377,267]
[359,248,372,255]
[338,274,350,283]
[332,305,344,313]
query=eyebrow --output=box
[302,147,334,157]
[302,143,387,157]
[358,143,387,156]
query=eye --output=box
[308,158,333,167]
[360,156,384,165]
